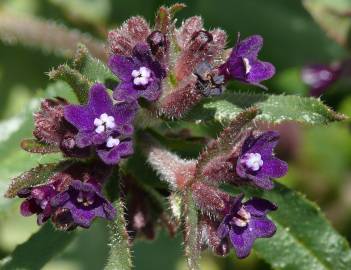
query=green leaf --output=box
[223,183,351,270]
[49,64,92,104]
[182,191,200,270]
[187,92,347,124]
[0,222,75,270]
[73,44,117,86]
[303,0,351,49]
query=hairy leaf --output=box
[187,92,347,124]
[73,44,117,87]
[0,222,75,270]
[5,161,72,198]
[303,0,351,49]
[21,138,60,154]
[48,64,92,104]
[183,191,200,270]
[223,183,351,270]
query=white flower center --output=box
[94,113,116,134]
[106,136,120,148]
[242,152,263,171]
[243,57,252,74]
[131,66,152,86]
[233,206,251,227]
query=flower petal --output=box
[247,60,275,83]
[244,198,277,217]
[113,82,138,102]
[64,105,95,131]
[108,55,136,81]
[112,101,139,125]
[229,226,255,259]
[251,217,276,238]
[87,83,114,117]
[234,35,263,59]
[259,157,288,179]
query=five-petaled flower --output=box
[64,83,138,165]
[17,183,58,225]
[109,43,166,102]
[51,180,116,228]
[220,34,275,87]
[217,194,277,258]
[236,131,288,190]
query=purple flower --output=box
[220,35,275,87]
[18,183,58,225]
[236,131,288,190]
[64,83,138,165]
[301,63,341,97]
[51,180,116,228]
[108,43,166,102]
[217,194,277,258]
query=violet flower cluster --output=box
[8,4,288,261]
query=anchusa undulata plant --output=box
[3,3,350,270]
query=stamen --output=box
[106,136,120,148]
[242,153,263,171]
[243,57,252,74]
[94,113,116,134]
[132,66,152,86]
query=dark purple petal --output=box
[229,227,255,258]
[138,79,162,101]
[244,198,277,217]
[113,82,139,102]
[108,55,136,81]
[234,35,263,58]
[20,200,37,216]
[246,131,280,158]
[64,105,95,131]
[87,83,114,116]
[112,101,139,125]
[258,157,288,179]
[51,192,70,207]
[251,217,276,238]
[97,140,133,165]
[248,174,274,190]
[217,217,231,239]
[246,60,275,83]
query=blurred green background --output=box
[0,0,350,269]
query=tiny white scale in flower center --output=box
[106,136,120,148]
[233,206,251,227]
[243,57,252,74]
[94,113,116,134]
[131,66,152,86]
[242,153,263,171]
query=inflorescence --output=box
[7,4,288,259]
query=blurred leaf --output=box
[182,191,200,270]
[187,92,347,124]
[0,11,106,61]
[0,222,75,270]
[303,0,351,49]
[223,183,351,270]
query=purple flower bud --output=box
[220,34,275,87]
[301,63,341,97]
[64,83,137,165]
[109,43,166,103]
[18,183,58,225]
[194,62,225,97]
[217,194,277,258]
[51,180,116,228]
[33,98,90,158]
[147,31,168,62]
[236,131,288,190]
[107,16,151,56]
